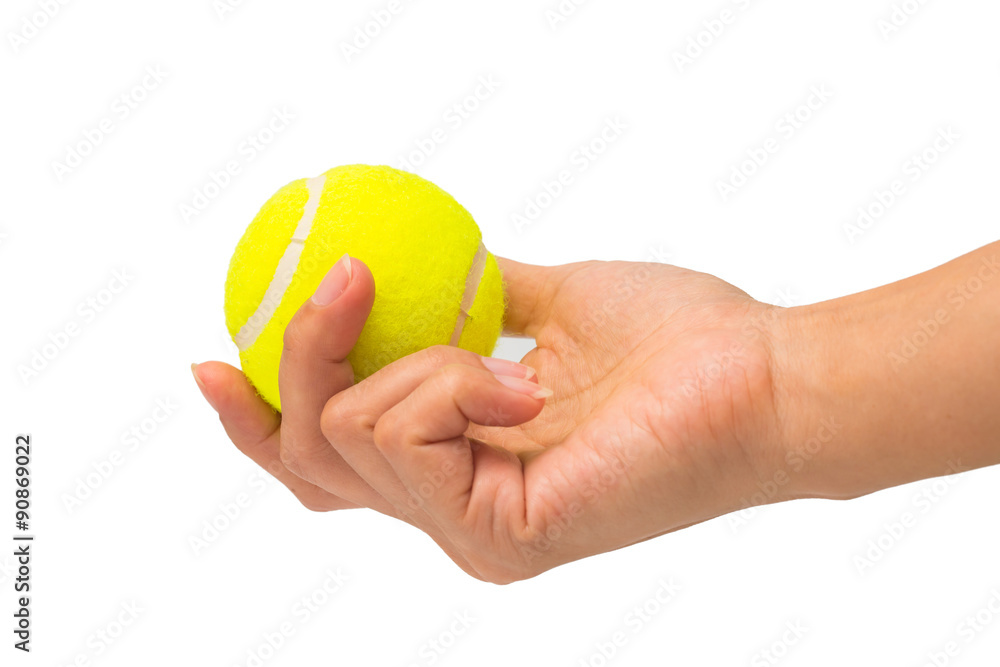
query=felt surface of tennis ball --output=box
[225,164,505,411]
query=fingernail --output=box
[494,374,553,400]
[312,253,352,306]
[191,363,219,412]
[481,357,537,381]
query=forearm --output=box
[771,241,1000,500]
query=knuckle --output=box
[297,497,332,513]
[281,314,311,356]
[372,412,402,456]
[278,438,302,474]
[321,394,371,443]
[419,344,481,370]
[294,491,352,513]
[433,363,475,395]
[466,558,529,586]
[419,344,453,369]
[319,395,348,439]
[286,481,352,513]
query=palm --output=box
[468,260,780,569]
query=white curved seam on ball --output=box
[235,174,327,351]
[449,241,488,347]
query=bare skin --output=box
[193,242,1000,583]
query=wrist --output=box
[767,245,1000,502]
[766,301,858,501]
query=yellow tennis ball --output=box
[224,164,506,412]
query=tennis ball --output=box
[225,164,505,412]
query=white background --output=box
[3,0,1000,665]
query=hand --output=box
[193,255,787,583]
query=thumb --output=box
[496,257,571,338]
